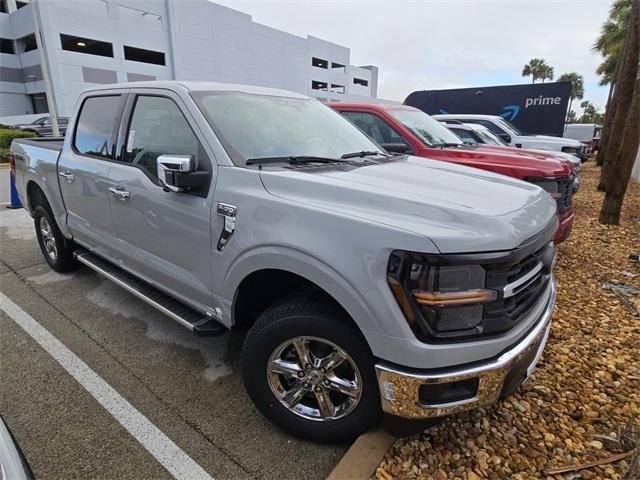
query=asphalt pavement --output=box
[0,201,347,479]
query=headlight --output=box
[387,253,496,334]
[525,176,561,199]
[561,146,581,156]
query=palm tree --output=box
[521,58,554,83]
[594,0,632,167]
[594,0,632,86]
[557,72,584,121]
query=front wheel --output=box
[241,293,381,443]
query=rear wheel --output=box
[241,293,381,443]
[33,205,76,272]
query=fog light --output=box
[419,378,479,405]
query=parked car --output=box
[10,81,558,442]
[0,416,33,480]
[433,113,588,162]
[440,120,581,192]
[14,116,68,137]
[330,103,576,244]
[564,123,601,153]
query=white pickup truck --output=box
[434,114,588,162]
[10,81,558,442]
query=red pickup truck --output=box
[329,103,576,244]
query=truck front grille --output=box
[556,175,574,213]
[482,246,552,336]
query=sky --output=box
[214,0,614,115]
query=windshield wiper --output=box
[246,156,346,166]
[340,150,384,159]
[432,142,463,148]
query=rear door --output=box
[107,90,216,309]
[58,93,126,258]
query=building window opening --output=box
[124,45,165,65]
[330,84,345,94]
[312,80,328,91]
[17,34,37,53]
[312,57,328,69]
[60,34,113,57]
[0,0,8,13]
[353,78,369,87]
[331,62,345,72]
[16,0,28,9]
[1,38,14,54]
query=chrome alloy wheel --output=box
[39,217,58,261]
[267,336,363,422]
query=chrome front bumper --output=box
[375,283,555,419]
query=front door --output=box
[57,94,125,258]
[108,93,216,310]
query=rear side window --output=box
[74,96,122,159]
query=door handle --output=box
[58,171,74,182]
[109,186,130,201]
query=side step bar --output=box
[73,249,225,337]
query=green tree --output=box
[521,58,554,83]
[579,100,604,124]
[557,72,585,121]
[599,0,639,225]
[594,0,633,86]
[566,110,578,123]
[594,0,633,167]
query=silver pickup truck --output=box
[10,81,558,442]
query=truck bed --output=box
[14,137,64,152]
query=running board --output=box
[73,249,226,337]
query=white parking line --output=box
[0,291,214,480]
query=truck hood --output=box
[519,134,582,147]
[469,145,577,172]
[259,156,557,253]
[432,145,573,177]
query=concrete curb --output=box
[327,429,395,480]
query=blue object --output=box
[8,170,22,209]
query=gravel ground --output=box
[376,161,640,480]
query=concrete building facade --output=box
[0,0,379,117]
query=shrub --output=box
[0,129,36,162]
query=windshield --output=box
[389,109,463,147]
[192,92,382,164]
[472,127,508,146]
[496,117,522,136]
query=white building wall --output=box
[0,0,379,117]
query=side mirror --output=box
[498,133,512,143]
[381,143,412,154]
[156,154,207,193]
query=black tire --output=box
[33,205,76,272]
[241,292,381,443]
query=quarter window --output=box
[341,111,405,145]
[122,96,201,179]
[74,96,123,159]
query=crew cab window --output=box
[122,96,202,179]
[74,95,123,159]
[340,111,405,145]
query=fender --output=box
[215,244,392,337]
[23,173,72,239]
